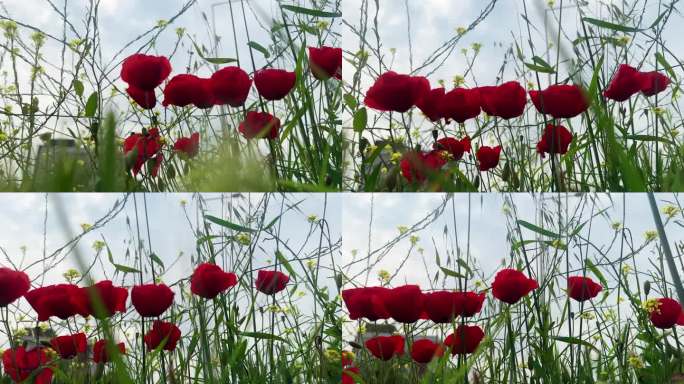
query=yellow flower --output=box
[324,348,340,361]
[642,298,661,315]
[455,27,467,35]
[471,43,482,53]
[579,311,595,320]
[307,214,318,223]
[389,48,397,55]
[628,353,644,369]
[180,199,187,207]
[62,269,81,283]
[236,233,251,246]
[644,230,658,242]
[409,235,419,245]
[662,205,679,218]
[378,269,391,283]
[306,259,317,270]
[453,75,465,87]
[357,324,366,335]
[80,223,93,232]
[316,21,329,30]
[622,264,632,275]
[397,225,409,235]
[390,152,402,164]
[615,35,631,46]
[611,221,622,230]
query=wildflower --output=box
[478,81,527,119]
[423,291,485,323]
[453,75,465,87]
[236,233,251,245]
[173,132,200,159]
[444,325,485,355]
[121,54,171,91]
[410,339,444,364]
[611,221,622,230]
[529,84,589,119]
[365,335,404,360]
[603,64,642,101]
[30,32,45,48]
[0,268,30,306]
[409,235,419,245]
[25,284,90,320]
[131,283,174,317]
[476,145,502,171]
[377,269,391,283]
[254,69,296,101]
[80,223,93,231]
[644,230,658,241]
[662,205,679,218]
[62,268,81,283]
[400,151,447,183]
[93,340,125,363]
[306,259,317,270]
[646,298,684,328]
[2,347,53,383]
[456,26,467,35]
[364,71,429,113]
[92,240,105,252]
[255,270,290,295]
[579,311,595,320]
[144,320,181,351]
[156,19,169,27]
[383,285,424,323]
[567,276,603,302]
[492,268,538,304]
[307,214,318,223]
[210,67,251,107]
[441,88,481,123]
[471,43,482,53]
[163,74,214,109]
[190,263,237,299]
[316,21,329,30]
[628,353,644,369]
[50,333,87,359]
[342,286,390,321]
[308,46,342,80]
[238,111,280,140]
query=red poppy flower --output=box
[440,87,481,123]
[308,46,342,80]
[50,333,87,359]
[131,283,174,317]
[649,298,684,329]
[410,339,444,364]
[444,325,484,355]
[603,64,643,101]
[126,86,156,109]
[238,111,280,140]
[365,335,404,360]
[415,87,446,122]
[191,263,238,299]
[84,280,128,319]
[434,137,471,161]
[2,347,53,384]
[342,286,390,321]
[382,285,424,323]
[210,66,252,107]
[341,350,354,367]
[93,340,126,363]
[364,71,430,113]
[640,71,670,96]
[342,366,360,384]
[122,128,164,175]
[536,124,573,158]
[400,150,448,183]
[144,320,181,351]
[162,74,214,108]
[476,145,502,171]
[478,81,527,119]
[491,268,538,304]
[529,84,588,118]
[255,270,289,295]
[567,276,602,302]
[0,267,30,307]
[24,284,89,321]
[254,68,296,101]
[173,132,200,159]
[422,291,485,323]
[120,53,171,91]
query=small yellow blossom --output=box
[453,75,465,87]
[307,214,318,223]
[471,43,482,53]
[316,21,329,30]
[62,268,81,283]
[622,264,632,275]
[390,152,402,164]
[579,311,595,320]
[236,233,251,246]
[397,225,409,235]
[80,223,93,232]
[378,269,391,283]
[409,235,419,245]
[628,353,644,369]
[456,27,467,35]
[644,230,658,242]
[611,221,622,230]
[662,205,679,218]
[642,298,661,315]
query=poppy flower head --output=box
[415,87,446,122]
[144,320,182,351]
[476,145,502,171]
[84,280,128,319]
[640,71,670,96]
[24,284,90,321]
[50,333,87,359]
[529,84,588,119]
[126,86,157,110]
[342,286,390,321]
[122,128,164,176]
[440,87,481,123]
[342,366,360,384]
[131,283,174,317]
[536,124,573,158]
[173,132,200,159]
[341,350,355,367]
[190,263,238,299]
[254,68,297,101]
[383,285,425,323]
[647,297,684,329]
[210,66,252,107]
[255,270,290,295]
[308,46,342,80]
[364,71,430,113]
[444,325,485,355]
[478,81,527,119]
[434,137,471,161]
[491,268,538,304]
[162,74,214,108]
[93,340,126,364]
[365,335,405,360]
[400,150,448,184]
[603,64,643,102]
[567,276,603,302]
[2,347,53,384]
[410,338,444,364]
[121,53,172,91]
[238,111,281,140]
[0,267,30,307]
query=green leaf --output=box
[280,4,341,18]
[150,253,165,270]
[582,17,640,33]
[624,134,675,145]
[248,41,270,58]
[550,335,599,351]
[353,108,367,133]
[440,266,467,279]
[203,57,237,64]
[275,250,297,280]
[85,92,98,117]
[525,63,555,74]
[517,220,560,238]
[238,331,288,343]
[73,79,84,98]
[205,215,256,233]
[584,258,608,291]
[655,52,677,81]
